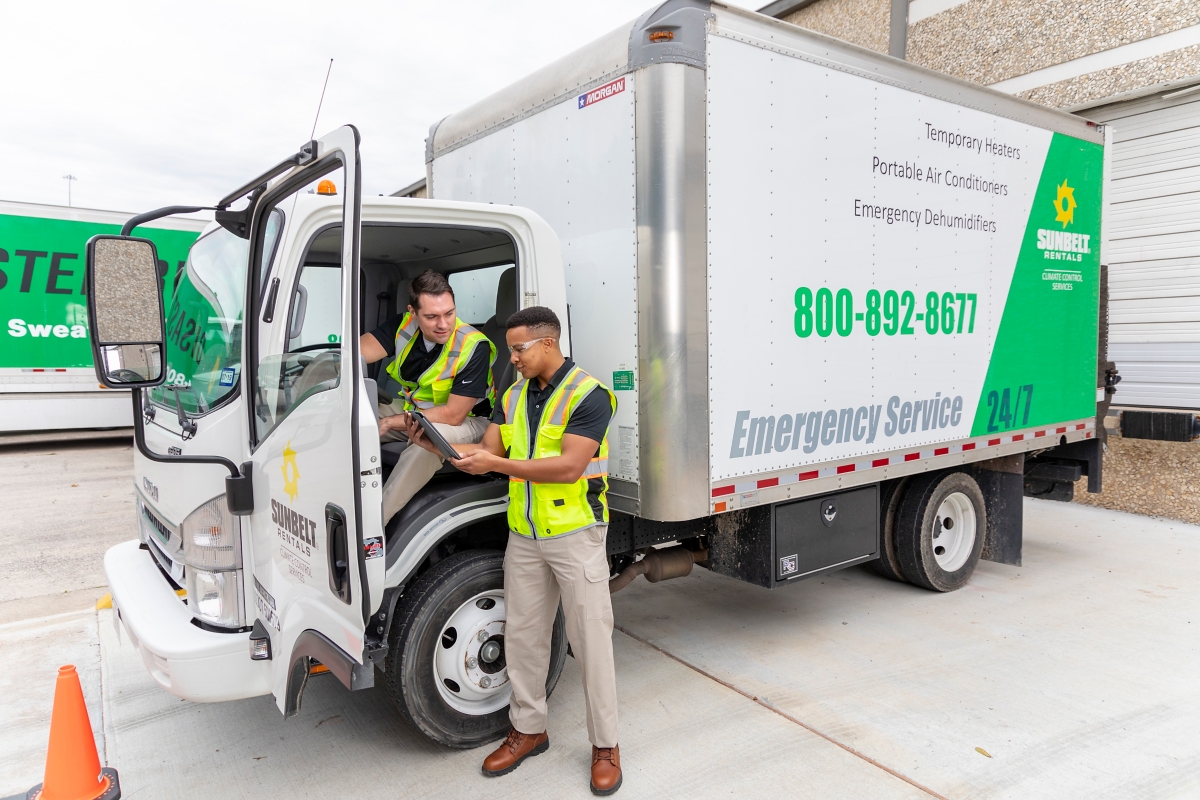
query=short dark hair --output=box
[506,306,561,339]
[408,270,454,310]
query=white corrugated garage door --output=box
[1087,89,1200,409]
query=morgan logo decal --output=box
[578,77,625,109]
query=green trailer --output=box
[0,200,204,432]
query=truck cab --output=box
[97,127,570,747]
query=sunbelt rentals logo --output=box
[273,440,318,579]
[1036,179,1090,263]
[1036,178,1092,292]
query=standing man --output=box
[406,306,622,795]
[360,269,496,525]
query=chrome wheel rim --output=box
[932,491,977,572]
[434,589,510,715]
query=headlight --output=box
[181,495,241,570]
[187,568,245,628]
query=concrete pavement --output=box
[94,606,926,799]
[0,438,135,603]
[610,499,1200,799]
[2,437,1197,798]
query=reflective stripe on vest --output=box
[384,314,497,412]
[498,366,617,538]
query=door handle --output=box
[326,503,351,604]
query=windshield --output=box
[151,210,282,416]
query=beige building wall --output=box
[782,0,891,55]
[774,0,1200,109]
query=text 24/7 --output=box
[986,384,1033,433]
[794,288,977,338]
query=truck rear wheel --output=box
[894,471,986,592]
[866,477,909,582]
[384,549,568,749]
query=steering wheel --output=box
[109,369,147,383]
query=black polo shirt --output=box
[490,359,613,454]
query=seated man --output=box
[360,269,496,524]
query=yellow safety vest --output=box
[499,366,616,538]
[384,314,496,413]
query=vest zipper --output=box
[526,479,537,539]
[525,400,538,538]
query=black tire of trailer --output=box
[894,471,986,593]
[383,549,568,749]
[866,477,910,583]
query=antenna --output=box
[310,59,334,140]
[62,174,78,207]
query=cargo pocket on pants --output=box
[584,558,613,621]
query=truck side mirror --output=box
[85,235,168,389]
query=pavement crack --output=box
[614,624,950,800]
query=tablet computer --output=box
[411,410,463,461]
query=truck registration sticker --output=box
[363,536,383,560]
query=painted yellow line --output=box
[96,588,184,610]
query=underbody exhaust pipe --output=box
[609,546,708,594]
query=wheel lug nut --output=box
[480,676,491,688]
[467,657,478,669]
[478,630,488,642]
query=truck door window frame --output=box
[250,223,346,443]
[244,154,350,451]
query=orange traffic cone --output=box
[20,665,120,800]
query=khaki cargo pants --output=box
[503,523,618,748]
[378,399,489,524]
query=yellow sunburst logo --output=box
[1053,179,1077,228]
[281,442,300,503]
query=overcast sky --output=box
[1,1,756,217]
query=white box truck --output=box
[90,1,1107,749]
[0,201,204,433]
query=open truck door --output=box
[84,127,379,711]
[237,126,384,714]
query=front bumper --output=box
[105,540,271,702]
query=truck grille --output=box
[140,501,174,546]
[138,495,185,585]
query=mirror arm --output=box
[132,390,254,516]
[120,206,215,237]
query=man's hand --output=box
[404,415,442,456]
[453,449,500,475]
[379,412,409,437]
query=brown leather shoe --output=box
[481,728,549,776]
[590,744,622,795]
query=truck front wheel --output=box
[894,471,986,592]
[384,549,568,748]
